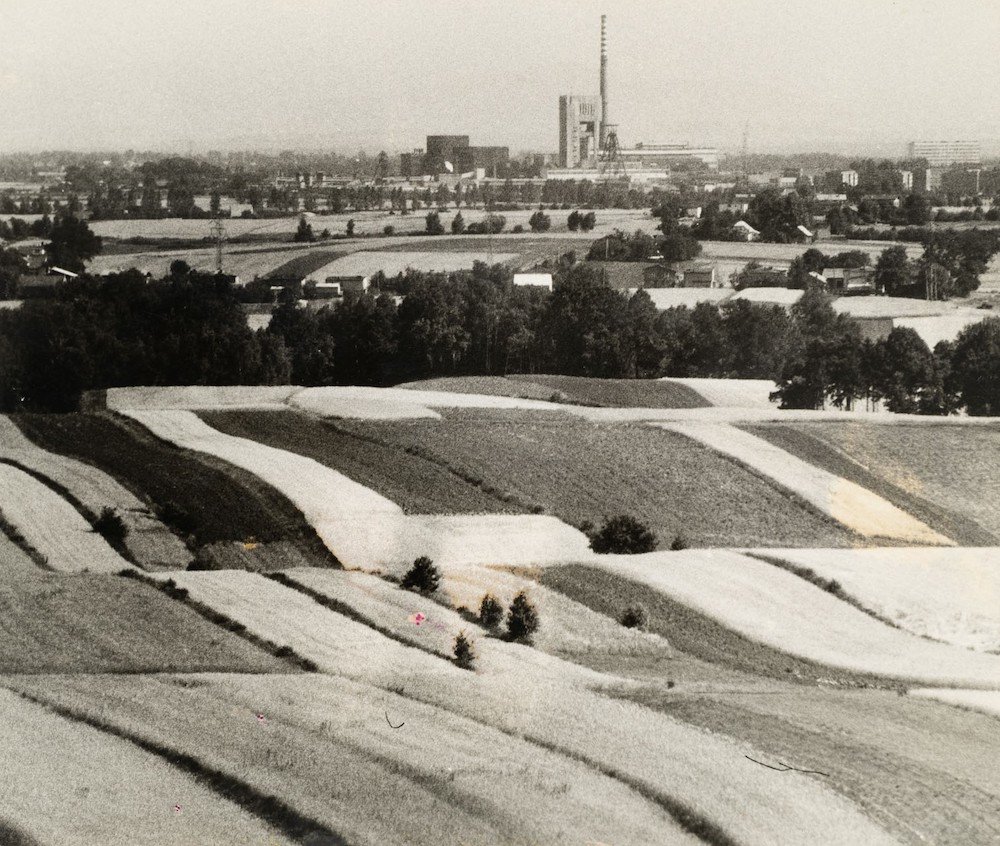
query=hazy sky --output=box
[2,0,999,155]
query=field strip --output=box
[0,530,35,574]
[122,409,402,522]
[315,514,593,570]
[590,550,1000,687]
[106,385,303,411]
[910,688,1000,719]
[758,547,1000,652]
[0,687,295,846]
[660,378,777,409]
[8,673,699,846]
[152,570,900,846]
[660,422,949,544]
[0,464,132,573]
[0,417,191,570]
[125,408,591,568]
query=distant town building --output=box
[907,140,981,167]
[559,95,601,168]
[512,273,554,290]
[326,275,370,294]
[732,220,761,241]
[682,263,718,288]
[823,266,876,296]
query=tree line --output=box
[6,256,1000,416]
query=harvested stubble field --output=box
[0,463,129,573]
[0,573,288,674]
[744,423,998,546]
[132,571,898,846]
[505,375,711,408]
[760,547,1000,652]
[14,413,334,570]
[4,672,701,846]
[664,422,948,545]
[0,688,295,846]
[199,409,522,515]
[779,421,1000,539]
[570,551,1000,687]
[335,410,859,549]
[0,416,192,570]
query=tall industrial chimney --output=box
[599,14,609,150]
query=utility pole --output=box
[211,217,226,275]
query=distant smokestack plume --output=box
[599,14,609,149]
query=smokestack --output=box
[599,14,609,150]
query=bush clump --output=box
[453,630,476,670]
[620,603,649,630]
[400,556,441,595]
[506,590,540,642]
[670,533,688,551]
[478,593,504,630]
[93,507,128,545]
[589,515,658,554]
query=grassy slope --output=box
[264,248,350,279]
[14,414,334,568]
[338,411,857,549]
[401,375,710,409]
[0,573,287,673]
[745,423,997,546]
[199,409,521,515]
[787,421,1000,539]
[508,375,711,409]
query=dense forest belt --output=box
[744,423,998,546]
[13,414,337,569]
[541,564,906,689]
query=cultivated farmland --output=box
[336,411,860,548]
[0,463,130,573]
[14,413,334,569]
[760,546,1000,651]
[0,688,295,846]
[0,573,288,673]
[787,421,1000,538]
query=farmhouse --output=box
[732,220,761,241]
[824,266,875,296]
[682,262,719,288]
[512,273,554,290]
[326,275,370,294]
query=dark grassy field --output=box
[508,375,711,409]
[338,410,858,548]
[263,248,350,279]
[744,423,998,546]
[14,414,334,567]
[0,573,289,674]
[199,409,525,515]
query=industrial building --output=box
[553,16,717,177]
[907,140,981,167]
[404,136,510,177]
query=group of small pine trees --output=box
[399,556,541,672]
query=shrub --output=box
[425,211,444,235]
[157,501,197,536]
[506,590,539,642]
[453,630,476,670]
[589,515,658,554]
[529,210,551,232]
[400,555,441,594]
[620,603,649,630]
[383,224,395,235]
[670,533,688,551]
[93,507,127,545]
[478,593,504,629]
[451,212,465,235]
[512,224,524,233]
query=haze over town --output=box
[3,0,1000,154]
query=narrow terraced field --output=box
[0,416,191,569]
[0,688,295,846]
[14,414,334,570]
[132,570,899,846]
[663,422,948,545]
[0,573,289,674]
[200,409,522,515]
[782,421,1000,539]
[336,411,860,549]
[760,547,1000,652]
[576,550,1000,687]
[0,464,130,573]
